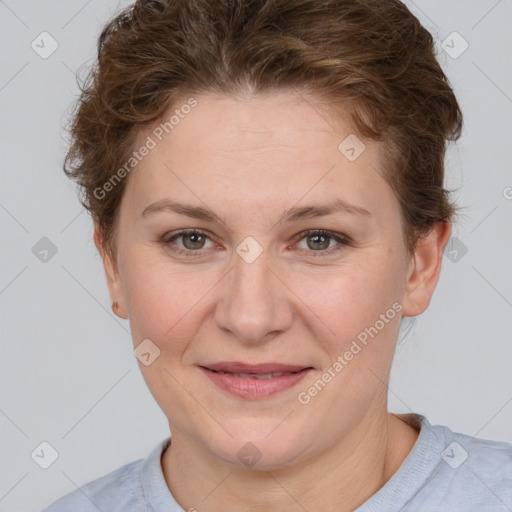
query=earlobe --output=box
[93,222,129,319]
[402,222,452,317]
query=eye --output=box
[160,228,350,258]
[293,229,350,256]
[161,229,216,257]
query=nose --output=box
[214,248,293,345]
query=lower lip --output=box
[199,367,312,399]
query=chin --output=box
[202,418,311,470]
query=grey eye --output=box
[305,233,332,251]
[181,232,208,250]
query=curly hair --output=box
[63,0,462,259]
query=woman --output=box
[43,0,512,510]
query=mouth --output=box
[198,362,313,399]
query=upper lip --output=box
[201,362,312,374]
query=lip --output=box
[203,362,309,373]
[199,362,313,400]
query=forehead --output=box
[122,91,397,224]
[155,91,360,153]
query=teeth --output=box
[216,371,295,379]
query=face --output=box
[97,91,441,469]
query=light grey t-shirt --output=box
[42,413,512,511]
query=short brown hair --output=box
[63,0,462,258]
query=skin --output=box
[94,90,451,512]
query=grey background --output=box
[0,1,511,511]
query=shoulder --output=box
[42,459,144,512]
[41,439,170,512]
[423,418,512,509]
[442,426,512,487]
[383,414,512,511]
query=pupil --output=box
[185,233,204,249]
[309,234,328,250]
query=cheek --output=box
[290,256,403,337]
[290,259,405,389]
[292,267,402,408]
[120,253,214,411]
[120,248,211,350]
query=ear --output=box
[93,222,128,319]
[402,221,451,317]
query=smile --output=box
[199,362,313,399]
[210,371,297,379]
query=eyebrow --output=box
[141,198,371,226]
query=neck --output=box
[161,410,419,512]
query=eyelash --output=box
[160,229,351,258]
